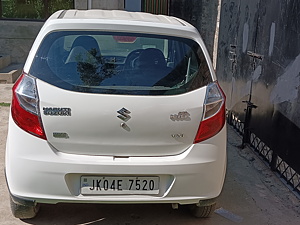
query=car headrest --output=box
[71,36,101,56]
[137,48,166,69]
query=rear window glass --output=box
[30,31,212,95]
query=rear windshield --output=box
[30,31,212,95]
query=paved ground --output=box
[0,84,299,224]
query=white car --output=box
[5,9,226,219]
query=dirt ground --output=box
[0,84,299,225]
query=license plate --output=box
[81,176,159,195]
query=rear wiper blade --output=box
[78,85,172,91]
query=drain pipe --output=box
[88,0,92,9]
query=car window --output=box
[30,31,212,95]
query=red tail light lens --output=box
[11,73,46,140]
[194,82,226,143]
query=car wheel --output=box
[190,202,216,218]
[10,197,40,219]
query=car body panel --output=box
[38,80,206,156]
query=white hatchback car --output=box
[5,9,226,219]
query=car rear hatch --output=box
[24,31,217,157]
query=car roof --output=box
[52,9,191,28]
[38,9,203,47]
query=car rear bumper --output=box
[5,116,226,205]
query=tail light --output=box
[11,73,46,140]
[194,82,226,143]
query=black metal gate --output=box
[142,0,169,15]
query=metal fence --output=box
[228,112,300,197]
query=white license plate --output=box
[81,176,159,195]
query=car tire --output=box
[190,202,216,218]
[10,197,40,219]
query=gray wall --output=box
[169,0,220,58]
[75,0,124,10]
[217,0,300,173]
[0,20,43,64]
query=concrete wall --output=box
[217,0,300,173]
[92,0,124,9]
[74,0,124,10]
[0,20,43,64]
[169,0,220,58]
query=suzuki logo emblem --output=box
[117,108,131,122]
